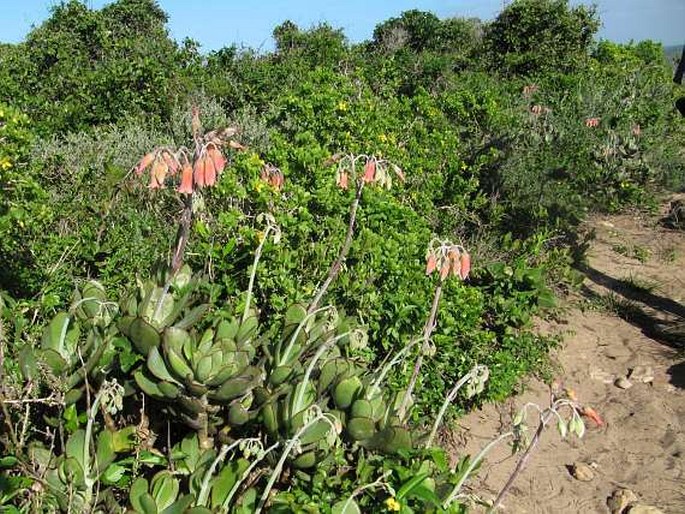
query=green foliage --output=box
[484,0,599,76]
[0,0,198,134]
[1,1,684,511]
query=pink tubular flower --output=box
[193,157,206,188]
[178,164,194,195]
[337,170,349,190]
[363,159,376,183]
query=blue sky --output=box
[0,0,682,52]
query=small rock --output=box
[570,462,595,482]
[615,377,633,389]
[628,366,654,383]
[590,368,616,384]
[626,503,665,514]
[607,488,638,514]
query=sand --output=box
[449,200,685,513]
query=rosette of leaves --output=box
[22,280,119,404]
[117,265,209,356]
[133,312,262,449]
[258,304,364,469]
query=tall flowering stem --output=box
[134,106,243,277]
[308,153,404,314]
[134,107,244,323]
[399,240,471,418]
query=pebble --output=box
[626,504,665,514]
[607,488,638,514]
[590,368,616,384]
[570,462,595,482]
[628,366,654,383]
[615,377,633,389]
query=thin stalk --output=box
[426,368,476,448]
[443,431,514,508]
[488,411,554,513]
[366,337,422,400]
[293,333,349,412]
[308,182,364,314]
[243,226,272,323]
[153,195,193,323]
[221,442,279,513]
[255,411,334,513]
[83,388,105,494]
[399,282,443,418]
[197,442,241,507]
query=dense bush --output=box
[0,0,198,134]
[484,0,599,76]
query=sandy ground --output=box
[450,200,685,513]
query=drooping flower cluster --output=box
[530,104,551,116]
[327,153,405,191]
[260,164,285,191]
[425,241,471,281]
[135,127,244,195]
[522,84,539,98]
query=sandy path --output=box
[451,202,685,513]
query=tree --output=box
[4,0,192,133]
[484,0,599,76]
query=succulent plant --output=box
[342,384,413,454]
[257,304,364,469]
[23,280,119,404]
[129,434,269,514]
[128,471,200,514]
[335,342,421,455]
[133,312,262,448]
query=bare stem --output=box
[308,182,364,314]
[443,431,514,508]
[426,367,476,448]
[155,109,202,319]
[153,194,193,323]
[488,411,554,513]
[399,281,443,418]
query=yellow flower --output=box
[337,101,348,111]
[378,133,388,142]
[385,497,401,512]
[255,181,265,193]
